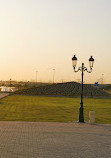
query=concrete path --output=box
[0,93,9,99]
[0,122,111,158]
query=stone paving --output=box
[0,121,111,158]
[0,93,9,99]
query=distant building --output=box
[0,86,13,92]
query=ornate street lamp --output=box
[72,55,94,122]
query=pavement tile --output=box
[0,122,110,158]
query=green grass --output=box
[104,90,111,94]
[0,95,111,124]
[102,85,111,94]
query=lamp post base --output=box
[79,105,84,123]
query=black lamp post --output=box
[72,55,94,122]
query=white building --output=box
[0,86,13,92]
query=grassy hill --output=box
[100,85,111,94]
[15,82,110,97]
[97,84,111,94]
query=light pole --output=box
[102,74,104,84]
[72,55,94,122]
[10,78,11,87]
[35,71,38,83]
[53,69,55,84]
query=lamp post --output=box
[10,78,11,87]
[35,71,38,83]
[102,74,104,84]
[72,55,94,122]
[53,69,55,84]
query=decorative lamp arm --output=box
[84,67,92,73]
[73,66,82,72]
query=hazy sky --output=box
[0,0,111,83]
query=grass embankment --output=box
[0,95,111,124]
[102,85,111,94]
[104,90,111,94]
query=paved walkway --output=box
[0,93,9,99]
[0,122,111,158]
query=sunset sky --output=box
[0,0,111,83]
